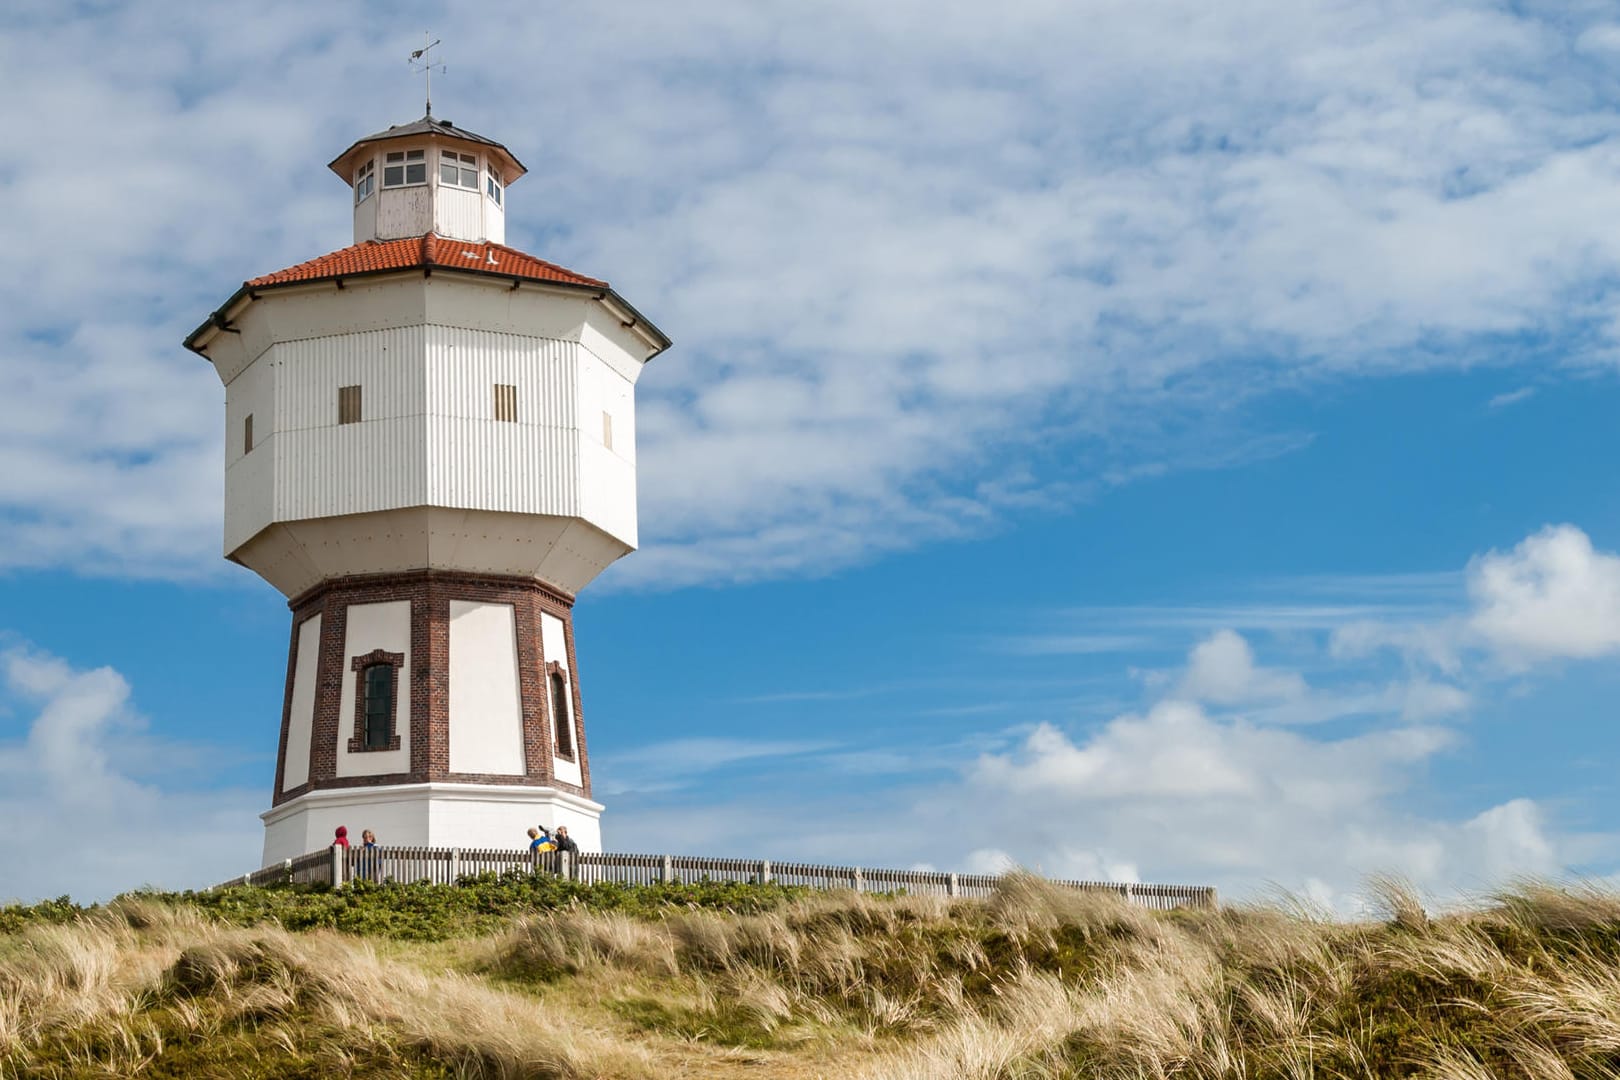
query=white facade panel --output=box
[580,306,655,386]
[274,419,426,523]
[576,350,637,466]
[353,193,378,244]
[434,187,485,243]
[335,600,412,778]
[448,601,526,776]
[275,326,426,431]
[424,327,583,518]
[540,611,583,787]
[281,613,322,791]
[425,417,578,515]
[484,198,506,245]
[251,279,430,346]
[578,443,638,548]
[225,352,273,466]
[425,326,576,423]
[375,185,433,240]
[422,279,593,340]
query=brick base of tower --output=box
[261,570,602,864]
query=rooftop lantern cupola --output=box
[330,116,525,245]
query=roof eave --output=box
[184,266,670,361]
[326,129,527,185]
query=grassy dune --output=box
[6,873,1620,1078]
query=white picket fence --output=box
[214,846,1217,910]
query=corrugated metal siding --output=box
[270,328,427,521]
[425,328,578,516]
[434,187,484,243]
[275,327,426,430]
[276,420,426,521]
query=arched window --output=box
[364,664,393,750]
[349,649,403,753]
[550,670,573,758]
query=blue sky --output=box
[5,0,1620,906]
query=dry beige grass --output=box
[12,875,1620,1078]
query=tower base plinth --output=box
[261,782,604,865]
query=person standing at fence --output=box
[528,826,555,853]
[358,829,380,882]
[331,825,350,848]
[553,826,579,855]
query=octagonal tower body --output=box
[187,117,669,865]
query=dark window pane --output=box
[405,163,426,184]
[461,167,477,188]
[365,664,392,749]
[406,149,424,160]
[383,165,404,186]
[440,161,459,184]
[386,151,404,163]
[550,673,573,757]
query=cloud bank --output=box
[6,2,1620,585]
[0,644,261,903]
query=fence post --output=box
[242,873,251,887]
[450,848,461,882]
[948,872,958,898]
[1125,882,1137,907]
[852,867,863,892]
[561,851,573,881]
[661,854,673,883]
[329,846,344,890]
[757,859,771,885]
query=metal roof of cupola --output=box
[328,115,527,245]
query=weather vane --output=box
[408,33,446,117]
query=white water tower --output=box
[186,112,669,864]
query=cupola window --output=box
[440,151,478,189]
[353,159,374,204]
[486,166,503,206]
[383,148,426,187]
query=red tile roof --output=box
[247,234,607,289]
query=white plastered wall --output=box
[577,348,639,546]
[261,783,603,865]
[281,613,322,791]
[447,600,526,775]
[335,600,411,777]
[539,612,583,787]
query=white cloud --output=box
[609,699,1567,909]
[1467,525,1620,664]
[1487,386,1537,410]
[1180,629,1308,705]
[8,3,1620,584]
[1329,524,1620,671]
[0,643,261,903]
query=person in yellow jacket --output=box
[527,826,556,853]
